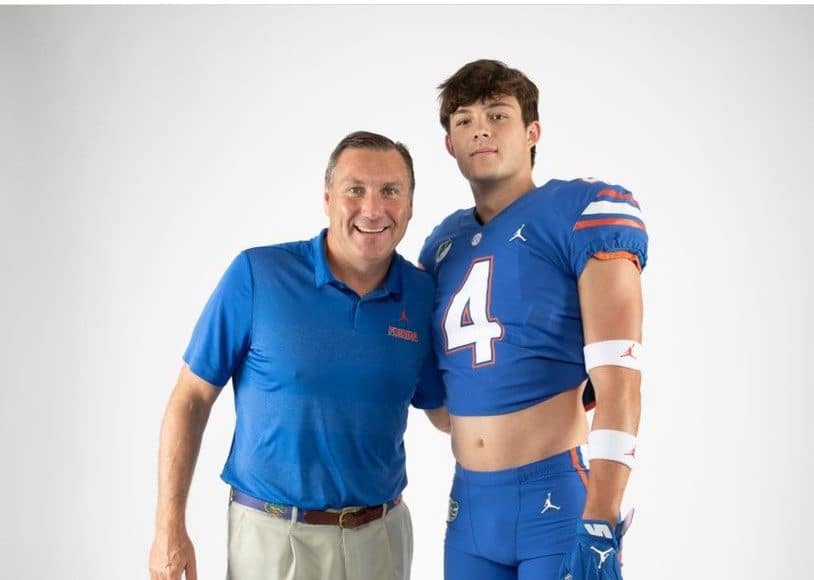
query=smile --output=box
[354,225,389,234]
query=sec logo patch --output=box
[436,238,453,264]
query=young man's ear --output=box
[527,121,541,147]
[445,134,456,158]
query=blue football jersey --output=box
[419,179,648,416]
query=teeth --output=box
[355,226,386,234]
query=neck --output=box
[470,173,536,224]
[324,235,391,297]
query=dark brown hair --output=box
[324,131,415,194]
[438,59,540,166]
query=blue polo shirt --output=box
[183,230,444,509]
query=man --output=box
[149,131,447,580]
[418,60,647,580]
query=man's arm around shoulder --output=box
[149,365,221,580]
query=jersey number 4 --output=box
[442,257,504,367]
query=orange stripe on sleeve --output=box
[593,250,641,272]
[573,218,646,232]
[570,448,589,489]
[597,188,639,207]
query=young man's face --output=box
[445,94,539,186]
[324,147,413,273]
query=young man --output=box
[149,131,446,580]
[419,60,647,580]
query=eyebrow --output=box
[341,179,405,188]
[452,101,515,116]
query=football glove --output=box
[559,511,633,580]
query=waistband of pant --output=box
[454,445,589,485]
[230,488,401,529]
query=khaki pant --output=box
[227,500,413,580]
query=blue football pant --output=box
[444,447,589,580]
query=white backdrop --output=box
[1,5,812,579]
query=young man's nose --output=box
[472,118,491,140]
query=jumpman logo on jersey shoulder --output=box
[589,546,615,570]
[540,492,561,515]
[509,224,527,243]
[620,343,637,359]
[399,309,408,322]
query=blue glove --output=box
[559,518,629,580]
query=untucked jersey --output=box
[184,230,444,509]
[419,179,648,416]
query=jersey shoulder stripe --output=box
[573,216,646,232]
[581,200,643,220]
[570,179,645,232]
[596,187,640,208]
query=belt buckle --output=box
[264,502,287,518]
[338,506,361,529]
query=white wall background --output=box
[1,5,812,579]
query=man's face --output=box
[445,94,540,185]
[324,147,413,272]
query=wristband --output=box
[583,340,642,372]
[588,429,636,469]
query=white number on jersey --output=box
[442,257,504,367]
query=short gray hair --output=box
[324,131,415,194]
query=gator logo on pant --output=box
[264,502,286,518]
[447,498,460,523]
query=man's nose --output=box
[360,193,384,218]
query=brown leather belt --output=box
[231,488,401,529]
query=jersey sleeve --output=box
[183,251,254,387]
[411,349,445,409]
[417,228,440,277]
[569,184,649,278]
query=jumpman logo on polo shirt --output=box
[540,492,561,515]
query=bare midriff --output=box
[450,382,590,471]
